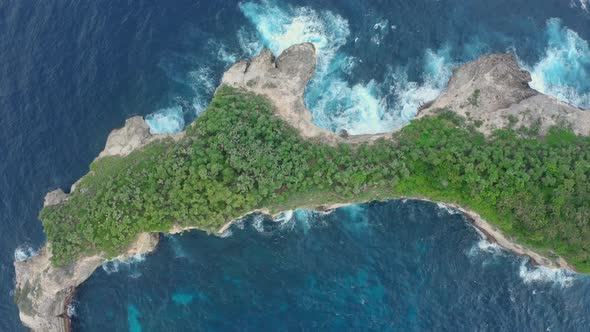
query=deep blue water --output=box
[0,0,589,331]
[72,201,590,331]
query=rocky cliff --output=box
[419,53,590,136]
[13,116,174,332]
[14,44,589,331]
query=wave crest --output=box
[525,18,590,108]
[14,245,38,262]
[518,260,575,287]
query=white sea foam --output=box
[102,253,146,275]
[436,202,459,216]
[467,238,504,258]
[274,210,294,223]
[14,245,38,262]
[66,302,76,317]
[518,260,575,287]
[239,0,455,135]
[524,18,590,108]
[145,106,185,134]
[252,214,266,233]
[219,228,233,238]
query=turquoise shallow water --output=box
[72,200,590,331]
[1,0,589,330]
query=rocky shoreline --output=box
[14,43,588,331]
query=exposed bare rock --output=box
[15,46,590,331]
[220,43,393,144]
[419,53,590,135]
[14,233,159,332]
[15,116,169,332]
[97,116,151,158]
[43,189,68,207]
[97,116,184,159]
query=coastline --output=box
[14,45,589,331]
[203,198,575,272]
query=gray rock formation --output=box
[220,43,392,144]
[14,45,590,331]
[419,53,590,135]
[14,117,168,332]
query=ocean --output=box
[0,0,589,331]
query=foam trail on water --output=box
[518,260,575,287]
[570,0,588,11]
[145,106,185,134]
[101,254,146,276]
[524,18,590,108]
[239,0,454,134]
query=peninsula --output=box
[15,43,590,331]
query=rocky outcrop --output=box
[14,116,169,332]
[419,53,590,135]
[15,45,590,331]
[220,43,392,144]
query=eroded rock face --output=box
[420,53,590,135]
[14,45,590,331]
[14,234,159,332]
[221,43,333,141]
[14,117,166,332]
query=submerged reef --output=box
[14,43,590,331]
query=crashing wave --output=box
[251,214,266,233]
[145,106,185,134]
[239,0,454,135]
[518,260,575,287]
[436,202,460,216]
[102,253,146,275]
[467,238,504,258]
[14,245,38,262]
[524,18,590,108]
[66,302,76,317]
[219,228,233,238]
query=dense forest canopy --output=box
[41,87,590,271]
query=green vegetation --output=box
[41,87,590,271]
[467,89,481,107]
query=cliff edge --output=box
[13,117,172,332]
[419,53,590,135]
[14,45,589,331]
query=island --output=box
[14,43,590,331]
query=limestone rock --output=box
[43,189,68,207]
[221,43,338,143]
[97,116,151,158]
[14,233,159,332]
[15,45,590,331]
[420,53,590,135]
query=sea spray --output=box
[144,106,184,134]
[14,244,38,262]
[101,253,146,275]
[239,0,456,134]
[518,259,575,287]
[524,18,590,108]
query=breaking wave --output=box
[524,18,590,108]
[518,260,576,287]
[14,245,38,262]
[239,0,454,135]
[102,254,146,277]
[145,106,185,134]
